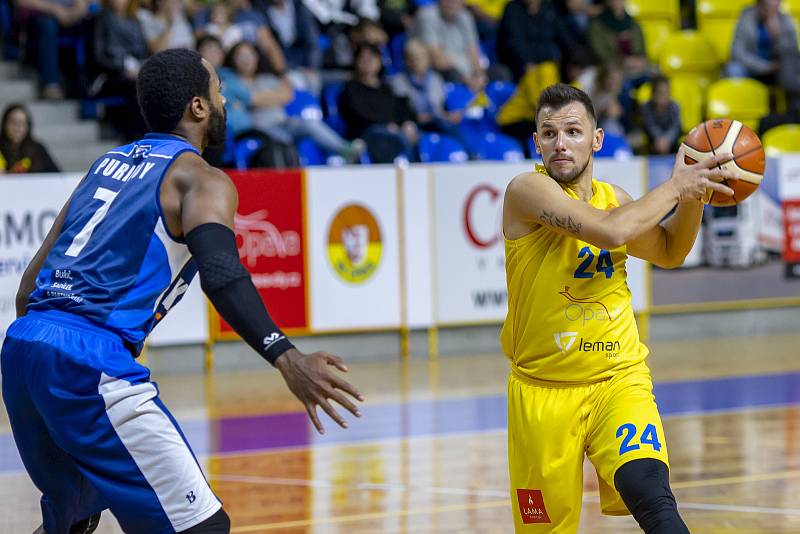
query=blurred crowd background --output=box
[0,0,798,171]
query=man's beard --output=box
[545,155,591,185]
[206,104,227,148]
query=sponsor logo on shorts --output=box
[516,489,551,524]
[559,286,622,325]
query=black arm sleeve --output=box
[185,222,295,366]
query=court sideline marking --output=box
[221,469,800,531]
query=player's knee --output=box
[614,459,689,534]
[180,508,231,534]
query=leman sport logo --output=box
[553,332,578,353]
[327,204,382,284]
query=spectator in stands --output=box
[412,0,487,91]
[465,0,508,43]
[93,0,150,140]
[138,0,195,52]
[302,0,379,27]
[496,0,570,83]
[323,17,389,70]
[0,104,60,173]
[378,0,413,37]
[13,0,88,99]
[198,34,226,67]
[640,75,682,154]
[591,62,626,136]
[388,39,471,144]
[339,43,417,162]
[222,42,365,161]
[196,1,245,50]
[194,0,288,74]
[727,0,799,85]
[588,0,649,77]
[262,0,321,70]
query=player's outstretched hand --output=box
[669,147,739,203]
[275,348,364,434]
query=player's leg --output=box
[1,334,107,533]
[585,363,688,533]
[614,458,688,533]
[13,315,224,534]
[507,373,588,533]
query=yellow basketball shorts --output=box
[508,362,669,533]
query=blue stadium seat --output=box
[486,81,516,110]
[418,133,469,163]
[480,132,525,162]
[596,132,633,159]
[444,82,478,114]
[285,89,323,120]
[234,137,263,170]
[322,82,347,136]
[297,137,327,166]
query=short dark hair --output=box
[196,35,223,53]
[137,49,211,133]
[535,83,596,127]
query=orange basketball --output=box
[680,119,766,206]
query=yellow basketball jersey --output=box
[500,171,648,384]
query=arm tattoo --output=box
[540,210,582,235]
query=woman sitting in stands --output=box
[221,41,364,163]
[0,104,60,174]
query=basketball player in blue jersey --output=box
[2,49,364,534]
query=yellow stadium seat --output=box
[670,77,705,132]
[706,78,769,131]
[697,0,751,19]
[762,124,800,156]
[783,0,800,16]
[627,0,680,26]
[641,21,674,63]
[659,31,720,89]
[699,18,739,63]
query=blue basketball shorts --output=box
[1,310,221,534]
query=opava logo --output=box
[327,204,382,284]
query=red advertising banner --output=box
[783,200,800,264]
[214,169,308,338]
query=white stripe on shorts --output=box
[99,373,220,532]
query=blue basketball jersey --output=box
[27,133,201,353]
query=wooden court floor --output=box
[3,331,800,533]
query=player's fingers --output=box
[316,396,348,428]
[304,403,325,434]
[331,375,364,401]
[705,169,740,182]
[324,353,348,372]
[674,145,687,167]
[327,389,362,418]
[703,179,735,196]
[699,151,734,168]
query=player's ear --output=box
[592,127,604,153]
[189,96,209,121]
[532,133,541,154]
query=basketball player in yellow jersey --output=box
[501,84,739,533]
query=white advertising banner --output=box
[0,174,207,346]
[431,160,648,325]
[402,166,434,328]
[0,174,81,340]
[305,166,402,331]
